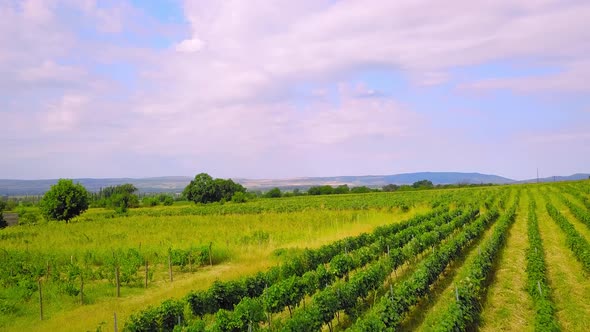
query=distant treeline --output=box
[256,180,497,198]
[0,176,497,214]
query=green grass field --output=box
[1,182,589,331]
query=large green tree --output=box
[184,173,246,204]
[40,179,89,222]
[412,179,434,189]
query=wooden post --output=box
[537,281,543,297]
[145,260,149,288]
[168,253,173,282]
[114,312,118,332]
[80,274,84,305]
[209,242,213,267]
[387,245,390,256]
[455,285,459,301]
[115,266,120,297]
[38,279,43,320]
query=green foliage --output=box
[525,197,560,331]
[545,198,590,273]
[308,185,334,195]
[183,173,246,204]
[40,179,89,222]
[231,192,248,203]
[434,200,518,331]
[334,185,350,194]
[350,208,500,329]
[382,184,399,192]
[412,179,434,189]
[15,206,40,225]
[124,299,184,332]
[264,187,282,198]
[92,184,139,213]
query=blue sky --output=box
[1,0,589,181]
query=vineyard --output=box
[1,182,590,331]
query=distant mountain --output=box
[0,172,516,195]
[2,172,588,196]
[0,177,193,196]
[236,172,515,190]
[517,173,590,183]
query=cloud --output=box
[461,60,590,93]
[175,37,204,52]
[1,0,589,179]
[42,94,90,132]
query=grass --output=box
[0,207,419,331]
[478,192,534,331]
[3,183,590,331]
[410,190,518,331]
[408,213,502,331]
[535,190,590,331]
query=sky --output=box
[1,0,589,181]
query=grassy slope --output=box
[478,192,534,331]
[536,190,590,331]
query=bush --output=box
[231,192,248,203]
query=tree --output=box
[412,180,434,189]
[264,187,282,198]
[184,173,246,204]
[40,179,89,222]
[184,173,218,203]
[382,184,399,192]
[350,186,372,194]
[334,185,350,194]
[214,178,246,202]
[308,185,334,195]
[109,184,139,213]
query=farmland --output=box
[1,182,590,331]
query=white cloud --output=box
[42,94,90,132]
[1,0,590,178]
[175,37,204,53]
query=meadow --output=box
[0,182,589,331]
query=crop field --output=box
[1,182,590,331]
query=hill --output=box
[518,173,590,183]
[0,172,516,195]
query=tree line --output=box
[3,173,496,224]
